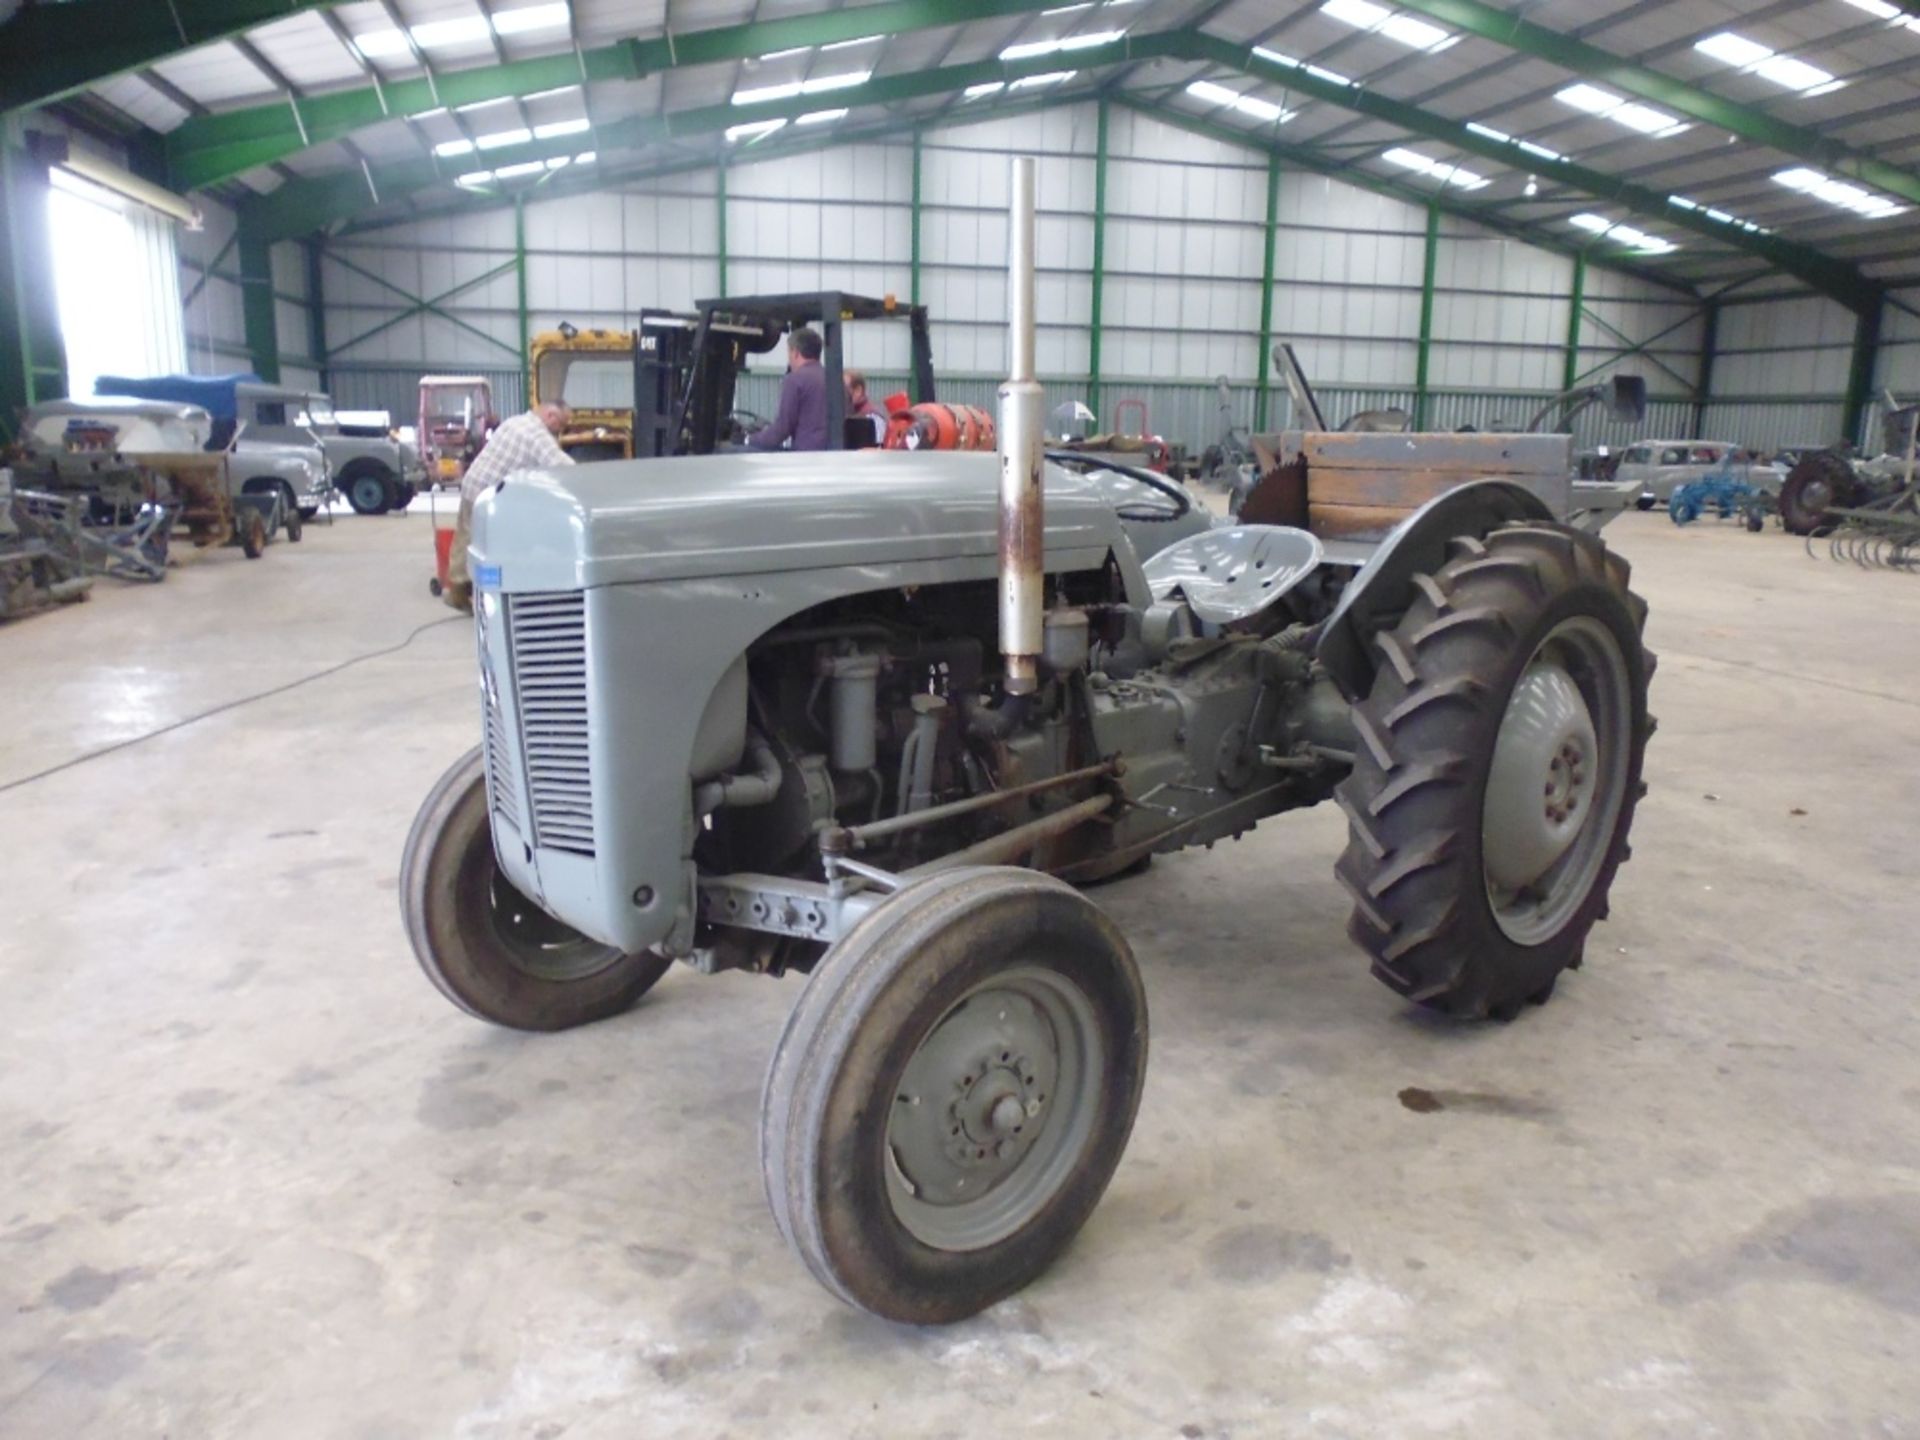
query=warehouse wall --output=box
[309,102,1715,455]
[1699,291,1858,454]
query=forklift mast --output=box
[671,292,937,455]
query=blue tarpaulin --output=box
[94,373,262,421]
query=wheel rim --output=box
[352,476,386,510]
[477,857,622,983]
[884,966,1103,1252]
[1481,616,1632,946]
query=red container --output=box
[431,524,456,596]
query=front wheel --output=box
[1334,523,1653,1020]
[761,867,1147,1324]
[399,747,671,1030]
[344,467,394,515]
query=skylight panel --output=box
[410,16,492,48]
[1381,147,1491,190]
[1568,213,1679,255]
[1186,80,1294,124]
[491,3,570,36]
[1252,46,1355,86]
[1694,32,1844,95]
[1841,0,1920,34]
[1000,29,1125,62]
[964,82,1005,100]
[1555,84,1688,137]
[733,71,870,106]
[350,30,411,58]
[797,108,849,125]
[533,118,590,140]
[1670,195,1771,234]
[350,4,570,60]
[1009,70,1077,89]
[1320,0,1458,52]
[726,119,788,143]
[474,127,533,150]
[1773,166,1909,218]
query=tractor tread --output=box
[1331,519,1653,1020]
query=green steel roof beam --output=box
[169,0,1079,190]
[1389,0,1920,209]
[1109,96,1693,299]
[0,0,342,115]
[237,34,1178,239]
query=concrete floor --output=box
[3,504,1918,1438]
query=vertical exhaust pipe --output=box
[998,156,1045,695]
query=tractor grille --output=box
[475,599,524,836]
[506,591,595,856]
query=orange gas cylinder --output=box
[888,403,998,452]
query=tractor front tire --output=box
[1334,523,1653,1020]
[400,747,671,1031]
[761,867,1147,1323]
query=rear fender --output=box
[1315,479,1554,701]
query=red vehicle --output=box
[417,376,496,490]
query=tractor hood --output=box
[470,449,1142,594]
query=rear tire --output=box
[761,867,1147,1323]
[1779,450,1857,536]
[399,747,671,1031]
[1333,523,1653,1020]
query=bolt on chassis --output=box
[401,160,1655,1324]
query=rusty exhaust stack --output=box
[998,155,1044,695]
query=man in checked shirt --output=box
[443,400,573,611]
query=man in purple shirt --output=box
[747,326,830,452]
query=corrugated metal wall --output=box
[1701,292,1858,453]
[306,100,1884,457]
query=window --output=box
[47,167,185,398]
[1659,447,1687,465]
[1689,446,1720,464]
[1622,446,1651,465]
[253,401,289,426]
